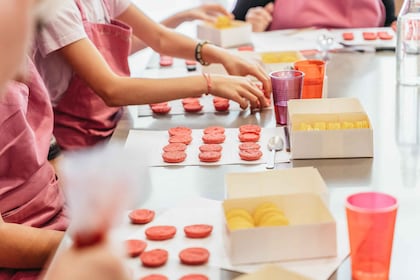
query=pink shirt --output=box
[34,0,130,106]
[269,0,385,30]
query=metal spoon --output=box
[266,136,284,169]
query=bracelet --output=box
[195,41,211,66]
[202,73,212,95]
[48,135,61,161]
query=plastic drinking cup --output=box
[269,70,304,125]
[294,60,325,99]
[346,192,398,280]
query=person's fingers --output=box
[234,78,269,110]
[265,2,274,13]
[246,7,272,32]
[391,20,397,32]
[253,66,272,99]
[235,63,271,100]
[195,4,234,23]
[247,80,270,109]
[201,14,218,23]
[251,7,272,23]
[201,3,231,17]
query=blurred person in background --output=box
[232,0,396,32]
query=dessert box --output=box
[260,50,305,72]
[288,97,373,159]
[223,167,337,265]
[225,167,328,203]
[233,264,312,280]
[197,20,252,48]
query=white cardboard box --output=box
[288,97,373,159]
[261,51,305,73]
[225,167,329,204]
[222,193,337,265]
[197,20,252,48]
[223,167,337,265]
[233,264,311,280]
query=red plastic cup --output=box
[294,60,325,99]
[346,192,398,280]
[269,70,304,125]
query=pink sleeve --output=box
[36,0,87,57]
[106,0,131,18]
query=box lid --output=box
[225,167,328,203]
[288,97,366,115]
[233,264,312,280]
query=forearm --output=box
[130,35,148,54]
[105,75,207,106]
[0,222,64,269]
[117,5,198,59]
[159,10,192,29]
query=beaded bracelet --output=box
[195,41,211,66]
[202,73,212,95]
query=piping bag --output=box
[60,142,150,248]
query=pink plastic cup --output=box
[269,70,304,125]
[346,192,398,280]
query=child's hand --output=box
[210,74,269,110]
[43,241,130,280]
[220,56,272,100]
[245,2,274,32]
[184,4,233,23]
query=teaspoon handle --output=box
[266,149,276,169]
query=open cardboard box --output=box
[288,97,373,159]
[225,167,328,204]
[222,193,337,265]
[223,167,336,265]
[261,51,305,73]
[233,264,312,280]
[197,20,252,48]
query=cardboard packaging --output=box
[287,97,373,159]
[223,167,337,265]
[261,51,305,73]
[233,264,311,280]
[225,167,329,204]
[197,20,252,48]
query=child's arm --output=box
[130,4,233,52]
[160,3,233,29]
[0,214,64,268]
[57,37,269,109]
[116,4,271,96]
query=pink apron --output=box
[269,0,385,30]
[53,0,132,150]
[0,59,68,280]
